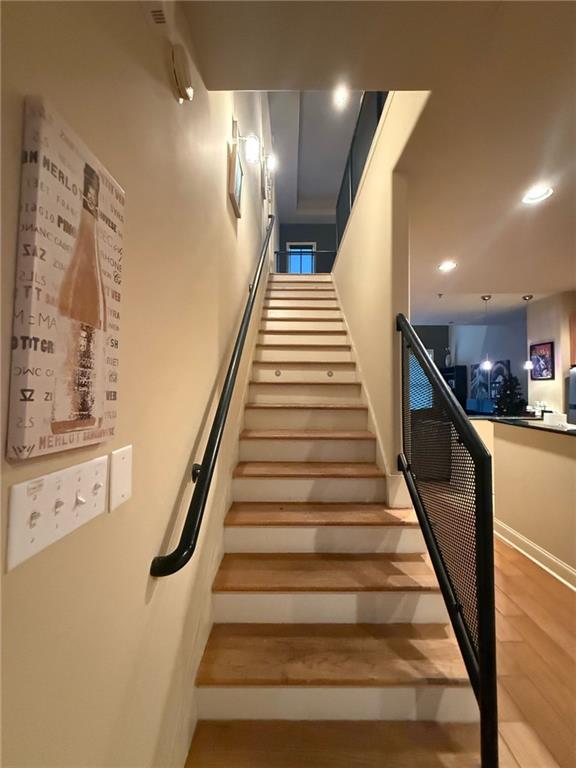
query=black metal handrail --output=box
[150,215,275,577]
[336,91,388,246]
[274,249,336,274]
[396,313,498,767]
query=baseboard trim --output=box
[494,519,576,590]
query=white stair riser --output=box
[252,363,357,383]
[233,476,386,503]
[259,333,347,346]
[248,383,362,404]
[269,275,332,283]
[262,320,346,332]
[265,300,340,310]
[266,290,337,300]
[197,687,479,722]
[239,438,375,463]
[263,309,342,320]
[244,409,368,430]
[255,348,353,363]
[213,591,448,624]
[224,526,426,554]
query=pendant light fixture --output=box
[522,294,534,370]
[480,295,493,371]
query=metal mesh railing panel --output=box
[402,343,480,656]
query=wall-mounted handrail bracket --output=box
[150,215,275,578]
[396,312,498,767]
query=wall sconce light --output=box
[240,133,261,165]
[170,45,194,104]
[266,153,278,173]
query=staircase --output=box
[187,273,480,765]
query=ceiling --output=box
[184,1,576,323]
[268,90,362,223]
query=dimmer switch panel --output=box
[7,455,109,571]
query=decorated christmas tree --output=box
[494,374,527,416]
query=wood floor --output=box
[494,537,576,767]
[186,537,576,767]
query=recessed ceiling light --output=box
[438,260,457,273]
[522,184,554,205]
[333,84,350,111]
[522,294,534,302]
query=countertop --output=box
[470,415,576,436]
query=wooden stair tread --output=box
[261,316,344,322]
[234,462,384,479]
[253,361,356,368]
[256,343,351,349]
[226,502,417,527]
[248,380,360,386]
[263,299,340,308]
[267,289,337,294]
[186,721,481,767]
[259,329,347,335]
[267,283,335,289]
[264,296,338,301]
[240,429,373,440]
[213,553,438,593]
[196,623,469,687]
[245,401,367,410]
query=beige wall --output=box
[527,291,576,413]
[332,91,429,506]
[474,421,576,586]
[1,3,274,766]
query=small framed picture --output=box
[228,141,243,218]
[530,341,555,380]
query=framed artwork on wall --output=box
[228,118,243,218]
[470,364,489,400]
[7,97,124,460]
[490,359,510,399]
[530,341,555,380]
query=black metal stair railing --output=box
[396,313,499,767]
[150,215,275,577]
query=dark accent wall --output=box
[414,325,450,367]
[278,223,337,273]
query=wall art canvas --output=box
[7,97,124,460]
[490,359,510,399]
[530,341,555,380]
[470,364,489,400]
[228,140,243,217]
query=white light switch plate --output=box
[110,445,132,511]
[7,455,109,571]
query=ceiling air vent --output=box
[150,8,166,25]
[141,2,171,34]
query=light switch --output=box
[7,455,109,571]
[110,445,132,511]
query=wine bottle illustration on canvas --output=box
[52,163,107,434]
